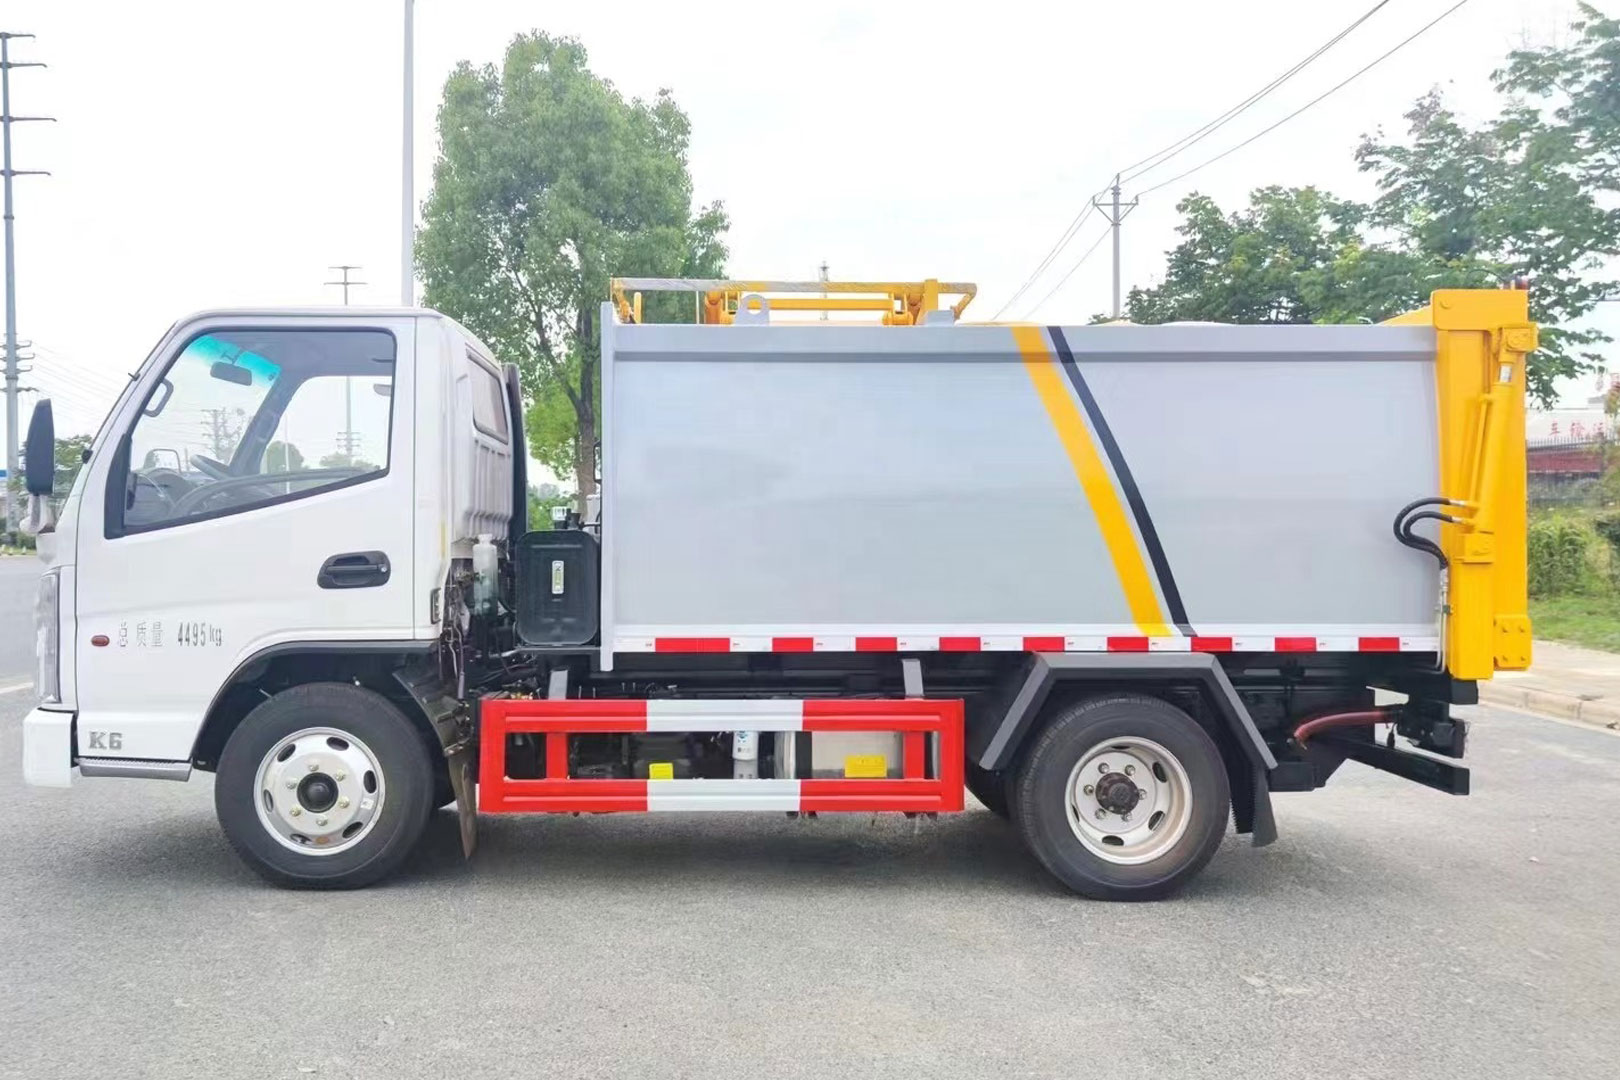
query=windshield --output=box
[120,328,396,531]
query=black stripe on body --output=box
[1049,326,1195,636]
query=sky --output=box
[0,0,1611,450]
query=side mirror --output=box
[23,400,55,496]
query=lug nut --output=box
[285,779,296,789]
[289,807,302,817]
[1124,764,1135,776]
[307,762,319,772]
[334,771,347,782]
[337,796,350,809]
[1121,812,1131,822]
[1094,809,1106,819]
[1138,788,1148,799]
[1098,762,1109,774]
[315,816,328,827]
[1083,784,1095,796]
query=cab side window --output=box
[466,350,509,442]
[116,328,396,533]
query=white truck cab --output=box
[23,308,515,789]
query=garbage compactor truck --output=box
[18,278,1533,898]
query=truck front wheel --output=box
[1012,694,1230,901]
[214,683,436,889]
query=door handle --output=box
[317,551,391,589]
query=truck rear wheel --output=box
[1012,694,1229,901]
[214,683,436,889]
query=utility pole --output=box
[818,260,829,321]
[400,0,414,306]
[324,264,365,306]
[1091,174,1138,320]
[324,265,365,462]
[2,32,50,536]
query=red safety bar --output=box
[477,697,965,816]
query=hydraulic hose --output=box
[1292,708,1395,746]
[1392,497,1464,569]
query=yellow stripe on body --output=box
[1011,325,1172,638]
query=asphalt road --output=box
[0,556,40,683]
[1,689,1617,1080]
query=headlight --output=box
[34,570,60,704]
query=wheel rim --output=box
[1063,736,1192,866]
[253,727,386,856]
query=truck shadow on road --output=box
[385,806,1343,902]
[61,802,1382,903]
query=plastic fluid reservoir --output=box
[472,533,499,614]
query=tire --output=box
[1011,694,1230,901]
[214,682,436,889]
[964,761,1011,819]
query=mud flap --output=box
[1249,766,1277,847]
[394,662,478,858]
[448,743,478,858]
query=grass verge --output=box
[1530,594,1620,652]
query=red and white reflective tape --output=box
[611,633,1440,656]
[477,697,965,816]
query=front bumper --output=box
[22,707,73,788]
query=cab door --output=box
[72,315,419,762]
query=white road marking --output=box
[0,681,35,697]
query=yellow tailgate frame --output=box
[1386,289,1534,679]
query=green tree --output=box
[264,440,305,472]
[318,451,372,471]
[527,483,571,531]
[52,434,93,498]
[1356,5,1620,404]
[1128,6,1619,406]
[417,32,728,508]
[1122,186,1368,325]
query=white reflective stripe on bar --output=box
[645,700,805,731]
[646,778,801,812]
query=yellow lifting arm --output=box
[610,278,976,326]
[1387,289,1535,679]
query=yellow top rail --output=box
[610,277,977,326]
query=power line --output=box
[1118,0,1395,185]
[28,358,122,397]
[1137,0,1473,198]
[993,2,1395,322]
[1020,226,1111,320]
[992,200,1100,320]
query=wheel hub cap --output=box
[1065,736,1193,866]
[1094,772,1141,814]
[296,773,339,814]
[254,727,386,856]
